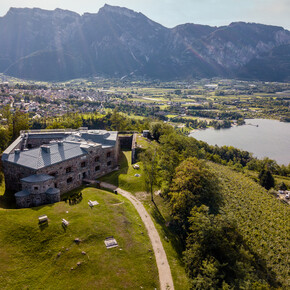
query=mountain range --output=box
[0,4,290,82]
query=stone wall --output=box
[118,135,133,150]
[131,133,137,164]
[3,162,35,192]
[22,179,54,195]
[26,135,66,149]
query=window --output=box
[107,152,111,158]
[34,186,39,190]
[66,167,72,173]
[95,165,100,171]
[95,156,100,162]
[67,177,73,184]
[81,162,86,168]
[50,172,57,177]
[107,161,111,166]
[55,183,58,188]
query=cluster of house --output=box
[278,190,290,199]
[0,86,110,119]
[2,128,120,208]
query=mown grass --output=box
[100,147,190,289]
[0,187,158,289]
[136,134,152,149]
[100,151,147,194]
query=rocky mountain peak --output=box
[0,6,289,81]
[99,4,138,18]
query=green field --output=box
[0,187,159,289]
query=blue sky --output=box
[1,0,290,30]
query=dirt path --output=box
[100,182,174,290]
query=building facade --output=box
[2,128,120,208]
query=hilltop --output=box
[0,187,159,289]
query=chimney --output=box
[41,145,50,153]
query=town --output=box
[0,76,289,129]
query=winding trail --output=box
[100,182,174,290]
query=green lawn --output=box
[0,187,158,289]
[100,151,147,194]
[100,149,190,289]
[136,134,151,149]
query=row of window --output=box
[61,153,113,175]
[66,162,111,184]
[66,160,111,174]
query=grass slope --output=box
[208,162,290,288]
[100,150,190,290]
[0,187,158,289]
[100,151,147,194]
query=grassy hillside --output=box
[208,162,290,288]
[100,150,147,194]
[0,187,159,289]
[100,150,190,290]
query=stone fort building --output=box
[2,128,120,208]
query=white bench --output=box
[62,218,69,226]
[38,215,48,224]
[88,200,99,207]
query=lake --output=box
[190,119,290,165]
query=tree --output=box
[109,108,128,131]
[278,182,287,191]
[258,169,275,190]
[169,157,219,237]
[184,206,271,289]
[0,127,11,151]
[149,122,174,141]
[11,109,29,140]
[141,147,159,202]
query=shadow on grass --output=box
[0,189,17,209]
[150,199,185,260]
[99,151,130,188]
[39,222,49,231]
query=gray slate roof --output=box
[15,190,30,197]
[6,142,87,170]
[46,187,60,195]
[66,130,118,148]
[21,174,55,183]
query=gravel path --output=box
[100,182,174,290]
